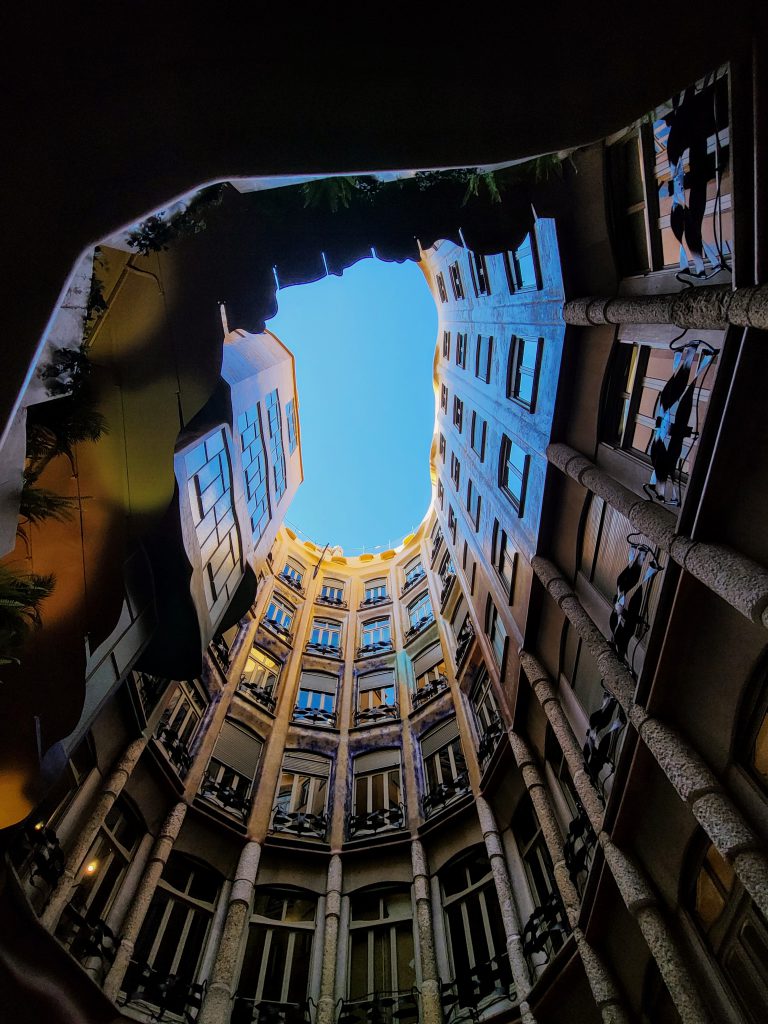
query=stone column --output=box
[198,880,234,987]
[509,732,629,1024]
[475,796,537,1024]
[410,839,441,1024]
[197,841,261,1024]
[546,442,768,629]
[317,854,343,1024]
[103,801,187,1002]
[41,735,148,930]
[562,283,768,330]
[532,556,768,920]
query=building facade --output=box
[3,53,768,1024]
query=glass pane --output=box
[262,928,289,1000]
[349,932,369,998]
[373,926,392,992]
[396,921,416,989]
[287,929,313,1002]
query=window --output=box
[361,616,392,650]
[437,479,444,508]
[295,671,337,726]
[266,388,287,502]
[440,384,448,412]
[403,556,424,589]
[320,578,345,604]
[475,335,493,383]
[468,251,491,296]
[440,848,512,1005]
[450,452,461,490]
[280,558,304,590]
[452,395,464,432]
[470,410,486,461]
[442,331,451,359]
[486,598,507,669]
[503,233,540,292]
[357,670,398,723]
[436,272,448,303]
[265,593,295,634]
[449,261,465,300]
[237,404,271,544]
[350,754,404,835]
[157,680,207,771]
[185,428,242,615]
[348,888,415,1006]
[466,479,481,531]
[285,398,298,454]
[364,578,388,603]
[273,751,331,837]
[438,550,456,590]
[122,853,221,1011]
[470,669,502,765]
[201,719,263,817]
[439,433,446,461]
[310,617,342,650]
[412,643,447,694]
[513,796,566,963]
[499,435,529,514]
[456,332,467,369]
[491,521,516,599]
[235,889,316,1022]
[447,505,457,542]
[421,717,469,815]
[407,591,433,631]
[240,646,281,708]
[508,336,543,411]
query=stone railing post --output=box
[410,839,442,1024]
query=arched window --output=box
[234,888,317,1023]
[347,886,416,1017]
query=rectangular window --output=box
[237,404,271,544]
[442,331,451,359]
[356,671,398,724]
[492,521,516,600]
[265,593,295,633]
[309,617,342,651]
[240,646,281,705]
[448,505,457,543]
[404,556,425,588]
[295,671,337,727]
[508,336,543,411]
[499,435,529,515]
[285,398,298,454]
[274,752,331,836]
[440,384,448,412]
[239,891,316,1010]
[280,558,304,590]
[437,479,444,508]
[364,578,388,603]
[320,578,344,604]
[486,599,507,669]
[351,752,403,833]
[201,719,263,817]
[450,452,461,491]
[466,479,481,531]
[475,335,493,383]
[439,433,446,461]
[455,332,467,369]
[421,718,469,815]
[361,616,392,650]
[453,396,464,432]
[348,889,414,998]
[266,389,287,502]
[436,272,448,303]
[449,261,465,300]
[468,251,492,297]
[407,591,433,630]
[470,410,486,461]
[503,233,541,292]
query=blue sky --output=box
[267,257,437,554]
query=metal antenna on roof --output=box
[312,543,330,578]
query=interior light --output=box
[85,860,99,875]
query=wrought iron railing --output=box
[271,806,328,840]
[354,703,400,726]
[411,675,449,711]
[238,680,278,714]
[477,716,506,767]
[430,532,443,564]
[440,573,456,608]
[16,821,65,888]
[133,672,169,718]
[232,997,310,1024]
[338,988,419,1024]
[316,594,347,609]
[401,569,427,596]
[305,641,343,659]
[347,802,406,838]
[120,960,206,1020]
[155,723,193,774]
[521,892,570,969]
[423,770,470,818]
[563,804,597,890]
[404,615,435,644]
[58,904,117,973]
[582,688,626,795]
[279,572,305,596]
[440,952,514,1022]
[609,535,661,664]
[292,705,337,728]
[455,621,475,668]
[360,594,390,609]
[261,617,293,644]
[209,636,231,673]
[199,775,252,819]
[356,641,393,659]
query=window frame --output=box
[474,335,493,384]
[499,435,529,515]
[507,336,543,412]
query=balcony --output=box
[439,572,456,608]
[430,532,444,564]
[477,716,506,768]
[440,953,514,1023]
[338,988,419,1024]
[238,680,278,714]
[271,806,328,840]
[292,705,337,728]
[232,998,310,1024]
[261,617,293,645]
[155,723,192,774]
[423,770,470,818]
[305,640,343,660]
[133,672,169,719]
[455,621,475,668]
[15,821,65,889]
[359,593,390,610]
[347,802,406,838]
[120,960,206,1020]
[401,569,426,597]
[521,892,569,969]
[411,675,449,711]
[199,775,252,819]
[354,702,400,726]
[583,689,626,796]
[356,640,393,659]
[316,593,347,609]
[279,572,305,596]
[209,634,231,674]
[58,904,117,975]
[403,614,435,645]
[563,804,597,890]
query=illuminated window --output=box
[274,751,331,835]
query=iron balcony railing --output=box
[261,617,293,644]
[16,821,65,889]
[199,775,252,819]
[423,770,470,818]
[133,672,169,718]
[440,952,514,1023]
[271,806,328,840]
[316,594,347,609]
[354,702,400,726]
[338,988,419,1024]
[401,569,427,596]
[356,640,393,659]
[455,621,475,668]
[477,716,506,767]
[120,960,207,1020]
[292,705,337,728]
[563,804,597,891]
[279,572,305,596]
[404,615,435,644]
[232,997,310,1024]
[238,680,278,714]
[521,891,570,970]
[411,675,449,711]
[430,533,443,564]
[439,572,456,608]
[155,723,193,774]
[305,640,343,659]
[58,903,117,974]
[360,594,390,609]
[347,802,406,838]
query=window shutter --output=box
[421,717,459,757]
[358,670,395,692]
[300,671,338,695]
[355,748,400,774]
[213,720,263,777]
[282,751,331,778]
[412,644,444,678]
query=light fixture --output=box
[85,860,99,875]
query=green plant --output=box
[127,184,225,255]
[18,485,79,528]
[0,567,55,665]
[25,399,108,482]
[300,177,358,213]
[461,171,502,206]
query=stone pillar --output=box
[532,556,768,920]
[546,442,768,629]
[198,879,233,986]
[41,735,147,930]
[103,801,187,1002]
[475,796,537,1024]
[317,854,343,1024]
[410,839,441,1024]
[562,283,768,330]
[509,732,629,1024]
[197,841,261,1024]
